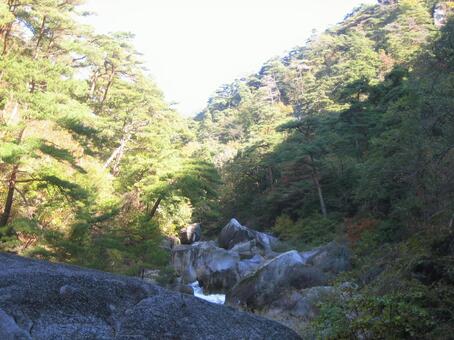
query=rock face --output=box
[304,241,351,276]
[227,251,328,310]
[172,241,241,292]
[218,218,279,254]
[179,223,201,245]
[171,239,270,293]
[258,286,337,335]
[225,242,351,334]
[434,2,454,28]
[378,0,398,5]
[0,253,300,340]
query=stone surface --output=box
[259,286,337,334]
[237,254,264,278]
[434,2,454,28]
[0,253,300,340]
[304,241,351,275]
[227,251,328,310]
[230,240,260,259]
[218,218,279,254]
[179,223,202,245]
[172,241,241,292]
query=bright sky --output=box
[81,0,376,116]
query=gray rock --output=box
[142,268,161,284]
[238,254,264,278]
[218,218,279,254]
[0,308,32,340]
[304,241,351,275]
[227,251,328,311]
[434,2,454,28]
[378,0,397,5]
[161,236,179,250]
[172,241,241,292]
[0,253,300,340]
[259,286,337,335]
[230,240,260,259]
[179,223,202,245]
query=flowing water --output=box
[190,281,225,304]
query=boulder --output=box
[0,253,300,340]
[218,218,279,254]
[179,223,201,245]
[161,236,180,250]
[230,240,260,259]
[142,268,161,283]
[172,241,241,293]
[258,286,337,335]
[227,251,328,310]
[434,2,454,28]
[304,241,351,275]
[238,254,264,278]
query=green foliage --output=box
[0,0,219,276]
[272,214,337,248]
[314,291,434,339]
[156,266,178,286]
[193,5,454,337]
[0,5,453,338]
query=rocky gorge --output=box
[0,252,300,339]
[169,219,351,334]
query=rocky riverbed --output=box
[0,252,300,339]
[170,218,351,334]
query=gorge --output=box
[1,0,454,338]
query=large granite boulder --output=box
[227,251,328,311]
[218,219,279,254]
[0,253,300,339]
[258,286,337,334]
[172,241,241,292]
[304,241,351,275]
[179,223,202,245]
[230,240,260,259]
[237,254,264,278]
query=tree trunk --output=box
[98,66,115,113]
[0,127,25,228]
[267,166,274,189]
[103,125,133,175]
[1,0,17,56]
[1,22,12,55]
[312,172,328,218]
[0,164,19,227]
[33,16,47,58]
[309,156,327,217]
[148,196,162,220]
[89,70,99,99]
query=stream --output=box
[190,281,226,304]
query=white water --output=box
[190,281,225,304]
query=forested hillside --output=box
[0,0,219,274]
[195,1,454,337]
[1,0,454,338]
[198,0,453,237]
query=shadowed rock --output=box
[218,219,279,254]
[227,251,328,311]
[179,223,202,245]
[257,286,337,334]
[0,253,300,339]
[304,241,351,275]
[172,241,241,292]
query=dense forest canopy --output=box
[0,0,220,273]
[1,0,454,337]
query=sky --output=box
[81,0,376,116]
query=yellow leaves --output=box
[0,2,14,27]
